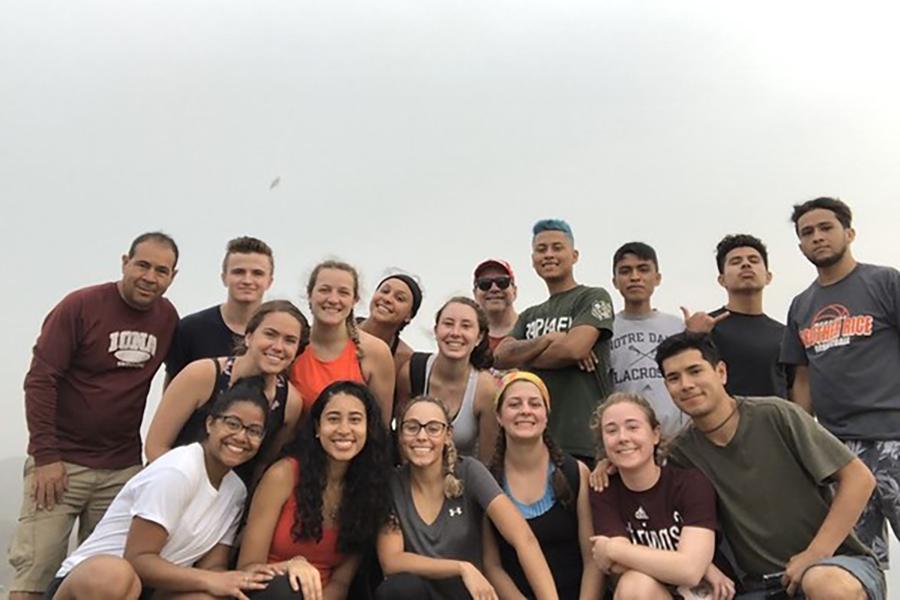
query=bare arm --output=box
[529,325,600,369]
[783,457,875,594]
[482,516,528,600]
[322,555,360,600]
[361,333,396,427]
[248,385,304,488]
[493,334,559,370]
[791,365,813,414]
[124,517,268,599]
[145,359,217,462]
[377,523,471,579]
[237,459,294,569]
[598,526,715,587]
[476,373,500,464]
[487,494,559,600]
[575,463,604,600]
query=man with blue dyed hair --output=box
[495,218,615,464]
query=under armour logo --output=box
[449,507,462,517]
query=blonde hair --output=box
[592,392,667,463]
[397,395,464,499]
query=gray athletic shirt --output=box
[389,456,502,588]
[781,263,900,440]
[610,310,686,438]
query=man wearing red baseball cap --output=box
[473,259,518,352]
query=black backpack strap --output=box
[409,352,431,397]
[560,454,581,497]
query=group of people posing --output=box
[9,196,899,600]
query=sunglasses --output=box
[475,276,512,291]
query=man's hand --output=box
[578,351,599,372]
[681,307,730,333]
[588,458,617,492]
[783,546,828,596]
[31,461,68,511]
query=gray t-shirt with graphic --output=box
[610,310,686,438]
[388,457,502,596]
[781,263,900,440]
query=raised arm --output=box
[145,359,217,462]
[487,494,559,600]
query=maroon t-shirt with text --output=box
[25,282,177,469]
[591,465,717,551]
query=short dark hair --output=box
[128,232,179,268]
[205,375,271,434]
[715,234,769,274]
[222,236,274,273]
[613,242,659,273]
[791,197,853,233]
[655,331,721,375]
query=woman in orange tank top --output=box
[290,260,395,426]
[238,380,393,600]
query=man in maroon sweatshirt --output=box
[9,232,179,600]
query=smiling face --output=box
[600,400,660,472]
[317,392,368,463]
[612,253,661,306]
[497,380,548,442]
[473,266,517,315]
[399,400,451,469]
[244,311,303,374]
[310,267,358,326]
[222,252,273,305]
[662,349,729,420]
[796,208,855,268]
[369,277,414,328]
[717,246,771,294]
[532,230,578,283]
[119,240,178,310]
[434,301,483,361]
[205,400,266,469]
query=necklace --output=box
[698,401,739,435]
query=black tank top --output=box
[495,454,583,600]
[173,356,289,485]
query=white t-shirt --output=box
[58,443,247,577]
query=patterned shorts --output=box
[844,439,900,568]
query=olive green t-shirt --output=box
[668,397,872,577]
[511,284,614,457]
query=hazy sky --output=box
[2,1,899,457]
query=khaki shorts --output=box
[7,457,141,593]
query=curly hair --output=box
[489,379,574,510]
[289,380,391,553]
[434,296,493,370]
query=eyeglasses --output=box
[213,415,265,440]
[475,276,512,292]
[400,419,448,438]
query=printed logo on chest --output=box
[799,304,873,353]
[108,331,158,367]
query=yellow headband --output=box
[495,370,551,412]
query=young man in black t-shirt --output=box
[164,236,274,381]
[684,234,790,398]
